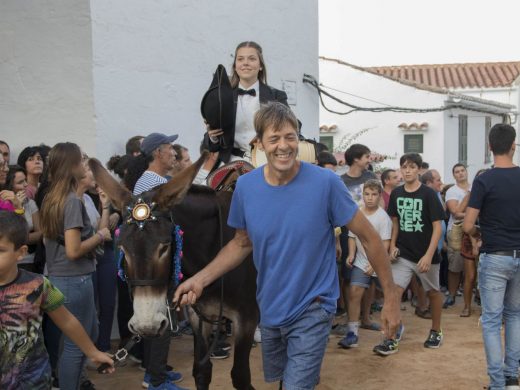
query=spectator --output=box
[341,143,377,204]
[6,165,42,272]
[444,164,471,311]
[381,169,399,210]
[317,151,338,171]
[131,133,186,390]
[126,135,145,156]
[373,153,445,356]
[0,140,10,165]
[17,146,45,200]
[463,123,520,390]
[40,142,111,389]
[419,161,429,176]
[0,211,114,389]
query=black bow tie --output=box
[237,88,256,97]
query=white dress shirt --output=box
[234,80,260,154]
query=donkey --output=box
[89,153,259,390]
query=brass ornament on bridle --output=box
[126,198,158,230]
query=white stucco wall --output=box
[91,0,319,164]
[0,0,96,162]
[1,1,319,165]
[319,60,447,175]
[319,59,506,181]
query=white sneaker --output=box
[254,326,262,343]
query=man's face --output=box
[0,144,9,165]
[386,171,400,189]
[260,123,299,175]
[353,153,371,170]
[400,161,420,184]
[158,144,177,170]
[362,187,381,209]
[429,170,443,192]
[452,166,467,184]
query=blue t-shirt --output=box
[228,162,358,327]
[468,167,520,253]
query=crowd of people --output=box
[1,39,519,390]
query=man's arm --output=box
[446,199,465,219]
[48,306,114,372]
[463,207,481,238]
[173,228,252,306]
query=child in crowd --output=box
[373,153,445,356]
[0,211,114,390]
[339,179,394,349]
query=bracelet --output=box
[97,231,105,242]
[209,136,220,144]
[14,207,25,215]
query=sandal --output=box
[460,308,472,317]
[360,322,381,331]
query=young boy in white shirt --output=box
[339,179,394,349]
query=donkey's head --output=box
[89,152,208,337]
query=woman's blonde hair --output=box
[230,41,267,88]
[40,142,82,239]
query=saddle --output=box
[206,160,255,192]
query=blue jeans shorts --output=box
[350,265,381,289]
[261,300,334,390]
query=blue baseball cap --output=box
[140,133,179,156]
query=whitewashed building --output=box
[318,57,517,181]
[1,0,319,164]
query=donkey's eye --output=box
[158,245,169,257]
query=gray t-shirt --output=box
[45,193,95,276]
[341,170,377,205]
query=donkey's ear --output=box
[89,158,132,211]
[153,151,209,208]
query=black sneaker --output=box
[210,347,230,360]
[372,339,399,356]
[217,340,231,352]
[79,379,96,390]
[506,376,520,390]
[424,329,443,348]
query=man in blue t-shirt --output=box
[464,124,520,390]
[174,102,400,390]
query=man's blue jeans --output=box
[478,253,520,389]
[261,300,334,390]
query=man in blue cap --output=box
[133,132,187,390]
[133,133,179,195]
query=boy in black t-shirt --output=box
[373,153,445,356]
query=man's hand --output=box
[207,126,224,143]
[389,245,399,261]
[89,350,115,374]
[346,255,354,267]
[417,255,432,273]
[380,286,401,339]
[173,276,204,308]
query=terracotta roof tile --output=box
[366,61,520,89]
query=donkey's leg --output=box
[189,309,213,390]
[231,310,258,390]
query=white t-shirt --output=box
[234,80,260,153]
[445,184,470,231]
[349,207,392,275]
